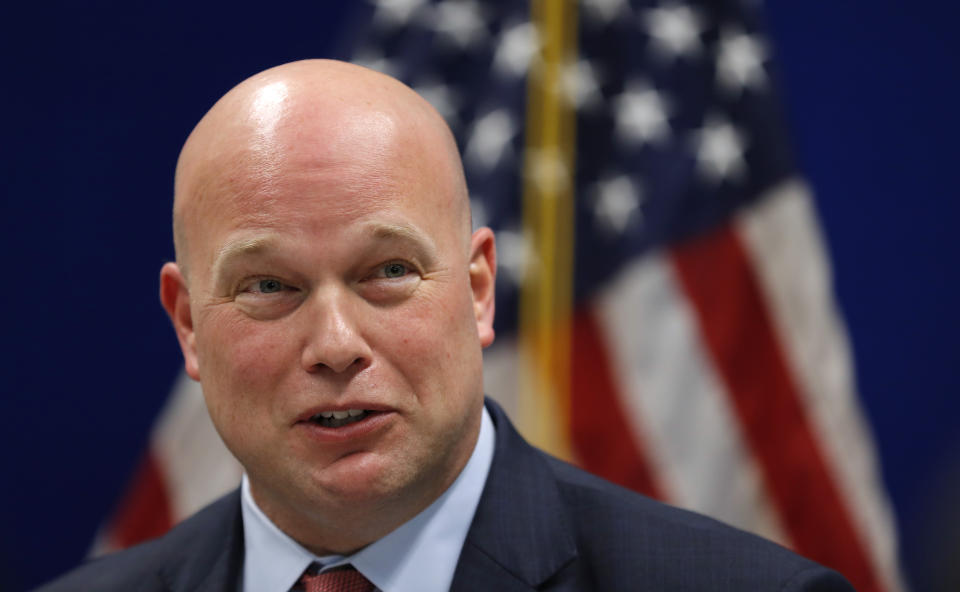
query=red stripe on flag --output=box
[105,452,173,549]
[670,225,881,592]
[570,306,664,500]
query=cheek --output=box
[196,311,295,400]
[389,289,462,347]
[376,286,481,394]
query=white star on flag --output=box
[464,109,516,171]
[614,81,672,146]
[351,49,401,78]
[562,59,603,111]
[643,2,706,60]
[413,79,460,126]
[581,0,631,26]
[493,21,540,78]
[716,28,768,94]
[429,0,488,51]
[692,115,748,183]
[371,0,427,27]
[593,174,643,236]
[493,227,535,287]
[469,198,489,230]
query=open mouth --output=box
[307,409,373,428]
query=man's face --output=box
[164,93,495,545]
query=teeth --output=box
[309,410,371,428]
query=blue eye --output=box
[383,263,407,278]
[258,279,285,293]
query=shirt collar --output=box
[242,406,496,592]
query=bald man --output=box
[38,61,854,592]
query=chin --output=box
[305,451,413,504]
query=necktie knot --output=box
[294,563,374,592]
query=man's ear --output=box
[468,227,497,348]
[159,262,201,381]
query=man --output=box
[38,60,854,591]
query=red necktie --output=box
[295,564,374,592]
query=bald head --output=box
[173,59,470,279]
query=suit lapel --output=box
[450,400,577,591]
[157,490,245,592]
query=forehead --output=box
[177,80,469,272]
[200,142,444,237]
[188,146,458,278]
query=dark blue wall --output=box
[3,2,957,590]
[765,3,960,590]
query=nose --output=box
[300,290,372,374]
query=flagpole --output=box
[518,0,578,461]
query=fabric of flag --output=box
[94,2,905,591]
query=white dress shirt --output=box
[240,407,495,592]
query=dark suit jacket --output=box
[37,399,854,591]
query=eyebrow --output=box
[210,235,280,281]
[209,222,441,281]
[364,222,440,268]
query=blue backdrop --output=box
[2,2,957,590]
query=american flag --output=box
[96,2,905,591]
